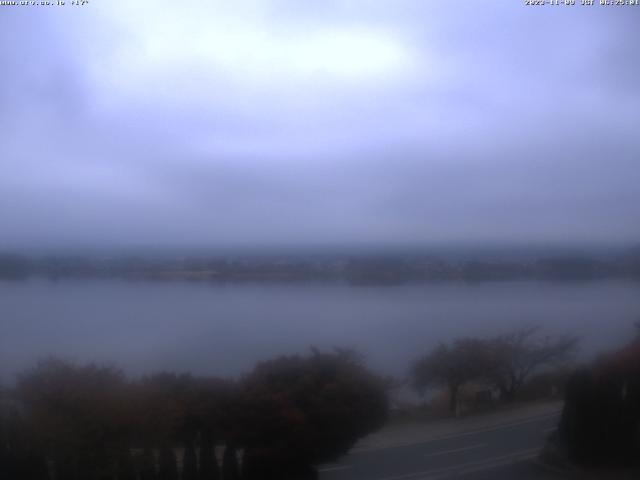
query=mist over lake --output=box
[2,279,638,382]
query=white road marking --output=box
[318,465,352,473]
[424,443,486,458]
[452,449,539,478]
[375,447,540,480]
[353,411,560,454]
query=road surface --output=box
[319,403,563,480]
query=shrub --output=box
[236,349,389,478]
[559,340,640,466]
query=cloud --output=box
[1,1,639,249]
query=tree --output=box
[488,327,579,402]
[16,358,133,480]
[133,372,234,444]
[236,349,388,479]
[411,338,492,414]
[0,403,49,480]
[133,372,197,449]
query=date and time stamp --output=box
[525,0,639,5]
[0,0,640,7]
[0,1,89,6]
[1,0,639,6]
[1,0,639,5]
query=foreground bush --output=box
[1,350,389,479]
[16,358,133,480]
[558,339,640,466]
[236,349,389,479]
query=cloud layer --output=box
[1,1,639,250]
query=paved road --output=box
[319,406,563,480]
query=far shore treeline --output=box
[1,245,640,284]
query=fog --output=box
[1,1,639,250]
[2,279,640,383]
[3,4,640,478]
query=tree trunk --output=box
[500,384,517,403]
[449,384,459,415]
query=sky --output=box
[1,0,639,251]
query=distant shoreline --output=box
[2,249,639,285]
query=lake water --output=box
[1,279,639,382]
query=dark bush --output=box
[222,444,240,480]
[16,358,133,479]
[4,352,387,479]
[518,368,571,401]
[158,446,178,480]
[559,340,640,466]
[135,448,157,480]
[236,349,389,477]
[133,373,234,450]
[116,448,136,480]
[198,439,219,480]
[182,441,198,480]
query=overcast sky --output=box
[1,1,639,251]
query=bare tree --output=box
[411,328,580,411]
[488,326,579,402]
[410,338,492,414]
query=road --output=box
[319,404,563,480]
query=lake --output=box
[1,279,639,382]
